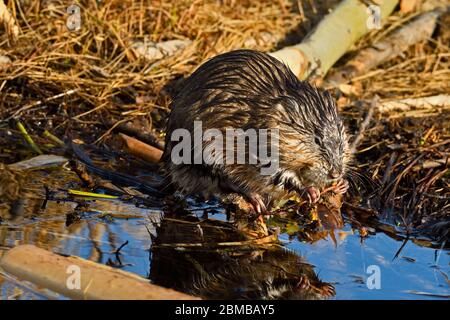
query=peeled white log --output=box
[327,10,441,85]
[269,0,399,79]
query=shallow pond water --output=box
[1,202,449,299]
[0,168,448,300]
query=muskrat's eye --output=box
[314,137,321,145]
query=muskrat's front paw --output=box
[316,282,336,298]
[246,192,268,215]
[306,186,321,203]
[332,179,349,194]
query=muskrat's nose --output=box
[329,170,340,180]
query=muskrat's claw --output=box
[332,179,349,194]
[316,282,336,298]
[246,192,268,215]
[306,186,321,203]
[296,275,311,291]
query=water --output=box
[284,227,449,299]
[0,168,448,300]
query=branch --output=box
[269,0,399,79]
[327,10,441,85]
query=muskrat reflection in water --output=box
[149,214,335,300]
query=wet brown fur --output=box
[163,49,351,208]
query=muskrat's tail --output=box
[70,141,171,198]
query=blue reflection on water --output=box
[285,225,449,299]
[1,198,448,300]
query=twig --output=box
[114,240,129,265]
[381,152,397,185]
[153,234,278,249]
[393,237,410,260]
[412,158,449,171]
[378,94,450,114]
[5,89,79,122]
[43,130,65,146]
[350,97,378,154]
[16,121,43,155]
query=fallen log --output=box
[327,10,441,85]
[0,245,198,300]
[269,0,399,79]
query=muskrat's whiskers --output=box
[345,168,380,196]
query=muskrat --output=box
[162,49,350,214]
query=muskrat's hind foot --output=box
[332,179,349,194]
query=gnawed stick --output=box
[119,133,163,164]
[269,0,398,79]
[0,245,198,300]
[327,10,441,85]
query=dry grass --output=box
[0,1,447,137]
[0,0,305,139]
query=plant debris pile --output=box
[0,1,449,246]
